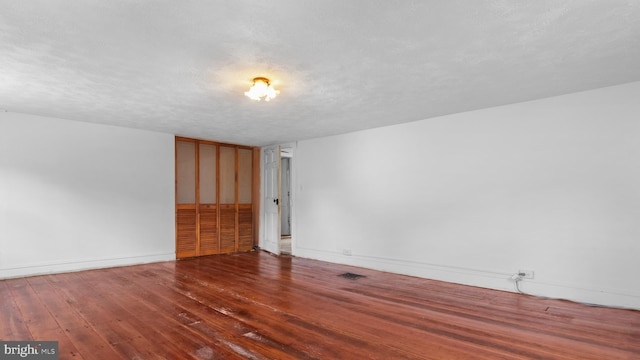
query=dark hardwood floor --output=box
[1,251,639,359]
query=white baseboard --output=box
[294,247,640,310]
[0,252,176,279]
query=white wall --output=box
[294,81,640,309]
[0,112,175,278]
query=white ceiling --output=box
[1,1,639,146]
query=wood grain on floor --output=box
[1,251,639,359]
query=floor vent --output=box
[339,272,365,280]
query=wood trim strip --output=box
[216,143,221,254]
[176,136,253,149]
[252,147,260,248]
[195,141,200,256]
[235,146,239,252]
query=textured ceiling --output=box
[1,1,639,146]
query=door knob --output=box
[273,198,279,205]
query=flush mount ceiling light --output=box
[244,77,279,101]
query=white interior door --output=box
[262,145,280,254]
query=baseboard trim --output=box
[0,252,176,279]
[294,247,640,310]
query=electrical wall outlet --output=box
[342,249,352,256]
[518,269,534,279]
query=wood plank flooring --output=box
[1,251,639,359]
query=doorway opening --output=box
[260,143,295,256]
[280,152,292,254]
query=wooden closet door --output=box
[219,146,237,253]
[176,137,256,258]
[238,148,253,251]
[176,140,197,258]
[198,143,218,255]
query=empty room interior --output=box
[1,1,640,359]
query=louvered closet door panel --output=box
[176,141,196,204]
[198,143,218,255]
[176,139,197,259]
[219,205,236,253]
[199,205,218,255]
[219,146,236,204]
[238,204,253,251]
[176,206,197,258]
[237,148,254,251]
[238,148,252,204]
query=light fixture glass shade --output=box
[245,77,278,101]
